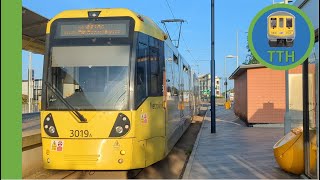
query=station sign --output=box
[248,4,314,70]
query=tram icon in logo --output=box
[267,11,295,47]
[248,4,314,70]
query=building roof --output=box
[22,7,49,55]
[229,64,265,80]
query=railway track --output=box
[22,112,40,122]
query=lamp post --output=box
[235,30,249,67]
[211,0,216,133]
[236,31,239,67]
[224,55,237,102]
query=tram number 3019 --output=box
[70,130,92,137]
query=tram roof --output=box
[47,8,167,41]
[22,7,177,56]
[22,7,48,55]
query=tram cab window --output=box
[135,42,148,106]
[135,34,163,107]
[286,18,292,28]
[109,67,126,81]
[270,18,277,28]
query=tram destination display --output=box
[55,20,129,38]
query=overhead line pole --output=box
[28,52,32,113]
[236,31,239,67]
[211,0,216,133]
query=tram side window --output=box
[182,65,190,102]
[165,47,174,96]
[172,54,180,96]
[286,18,292,28]
[135,42,148,107]
[271,18,277,28]
[173,54,178,64]
[149,47,161,96]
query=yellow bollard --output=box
[225,101,231,109]
[273,127,304,175]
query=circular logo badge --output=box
[248,4,314,70]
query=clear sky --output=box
[22,0,287,88]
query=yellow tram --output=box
[267,11,295,47]
[40,8,200,170]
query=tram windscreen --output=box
[46,46,130,110]
[279,18,284,28]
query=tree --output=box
[243,36,259,65]
[22,94,28,104]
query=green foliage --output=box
[243,36,260,65]
[202,89,211,95]
[22,94,28,104]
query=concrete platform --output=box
[183,106,300,179]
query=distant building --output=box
[22,80,29,96]
[198,74,221,98]
[22,79,42,102]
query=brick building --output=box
[229,64,286,124]
[229,64,316,125]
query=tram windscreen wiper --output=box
[45,81,87,123]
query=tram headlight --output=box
[109,113,131,137]
[115,126,124,134]
[88,11,101,18]
[43,113,59,137]
[49,126,56,134]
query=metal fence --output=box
[22,103,40,114]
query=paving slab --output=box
[183,106,300,179]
